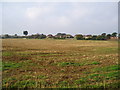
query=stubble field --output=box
[2,39,119,88]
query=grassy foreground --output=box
[2,39,119,88]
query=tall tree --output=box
[23,31,28,36]
[106,34,111,39]
[112,32,117,37]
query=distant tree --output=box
[39,34,46,39]
[75,34,83,40]
[96,35,106,40]
[34,33,40,39]
[29,33,46,39]
[23,31,28,36]
[99,33,107,40]
[112,32,117,37]
[101,33,106,36]
[66,34,74,38]
[57,33,66,36]
[92,35,97,40]
[56,33,62,36]
[15,34,17,36]
[4,34,10,38]
[55,33,66,39]
[96,35,102,40]
[14,34,18,38]
[84,35,92,40]
[106,34,112,39]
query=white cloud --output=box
[0,4,2,34]
[1,0,119,2]
[26,6,54,19]
[57,16,71,26]
[72,8,88,19]
[2,2,117,35]
[69,6,93,20]
[26,7,40,19]
[44,16,71,29]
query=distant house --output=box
[65,34,74,38]
[110,36,118,40]
[55,33,66,39]
[83,35,92,39]
[1,34,10,39]
[47,34,54,38]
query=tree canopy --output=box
[23,31,28,36]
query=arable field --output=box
[2,39,119,88]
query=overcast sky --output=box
[0,2,118,35]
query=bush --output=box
[75,34,83,40]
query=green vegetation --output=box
[75,34,84,40]
[37,75,47,79]
[57,62,82,66]
[90,61,100,65]
[57,61,100,67]
[2,52,14,57]
[1,32,118,41]
[3,62,22,70]
[3,60,36,71]
[93,65,120,72]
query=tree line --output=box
[0,31,119,40]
